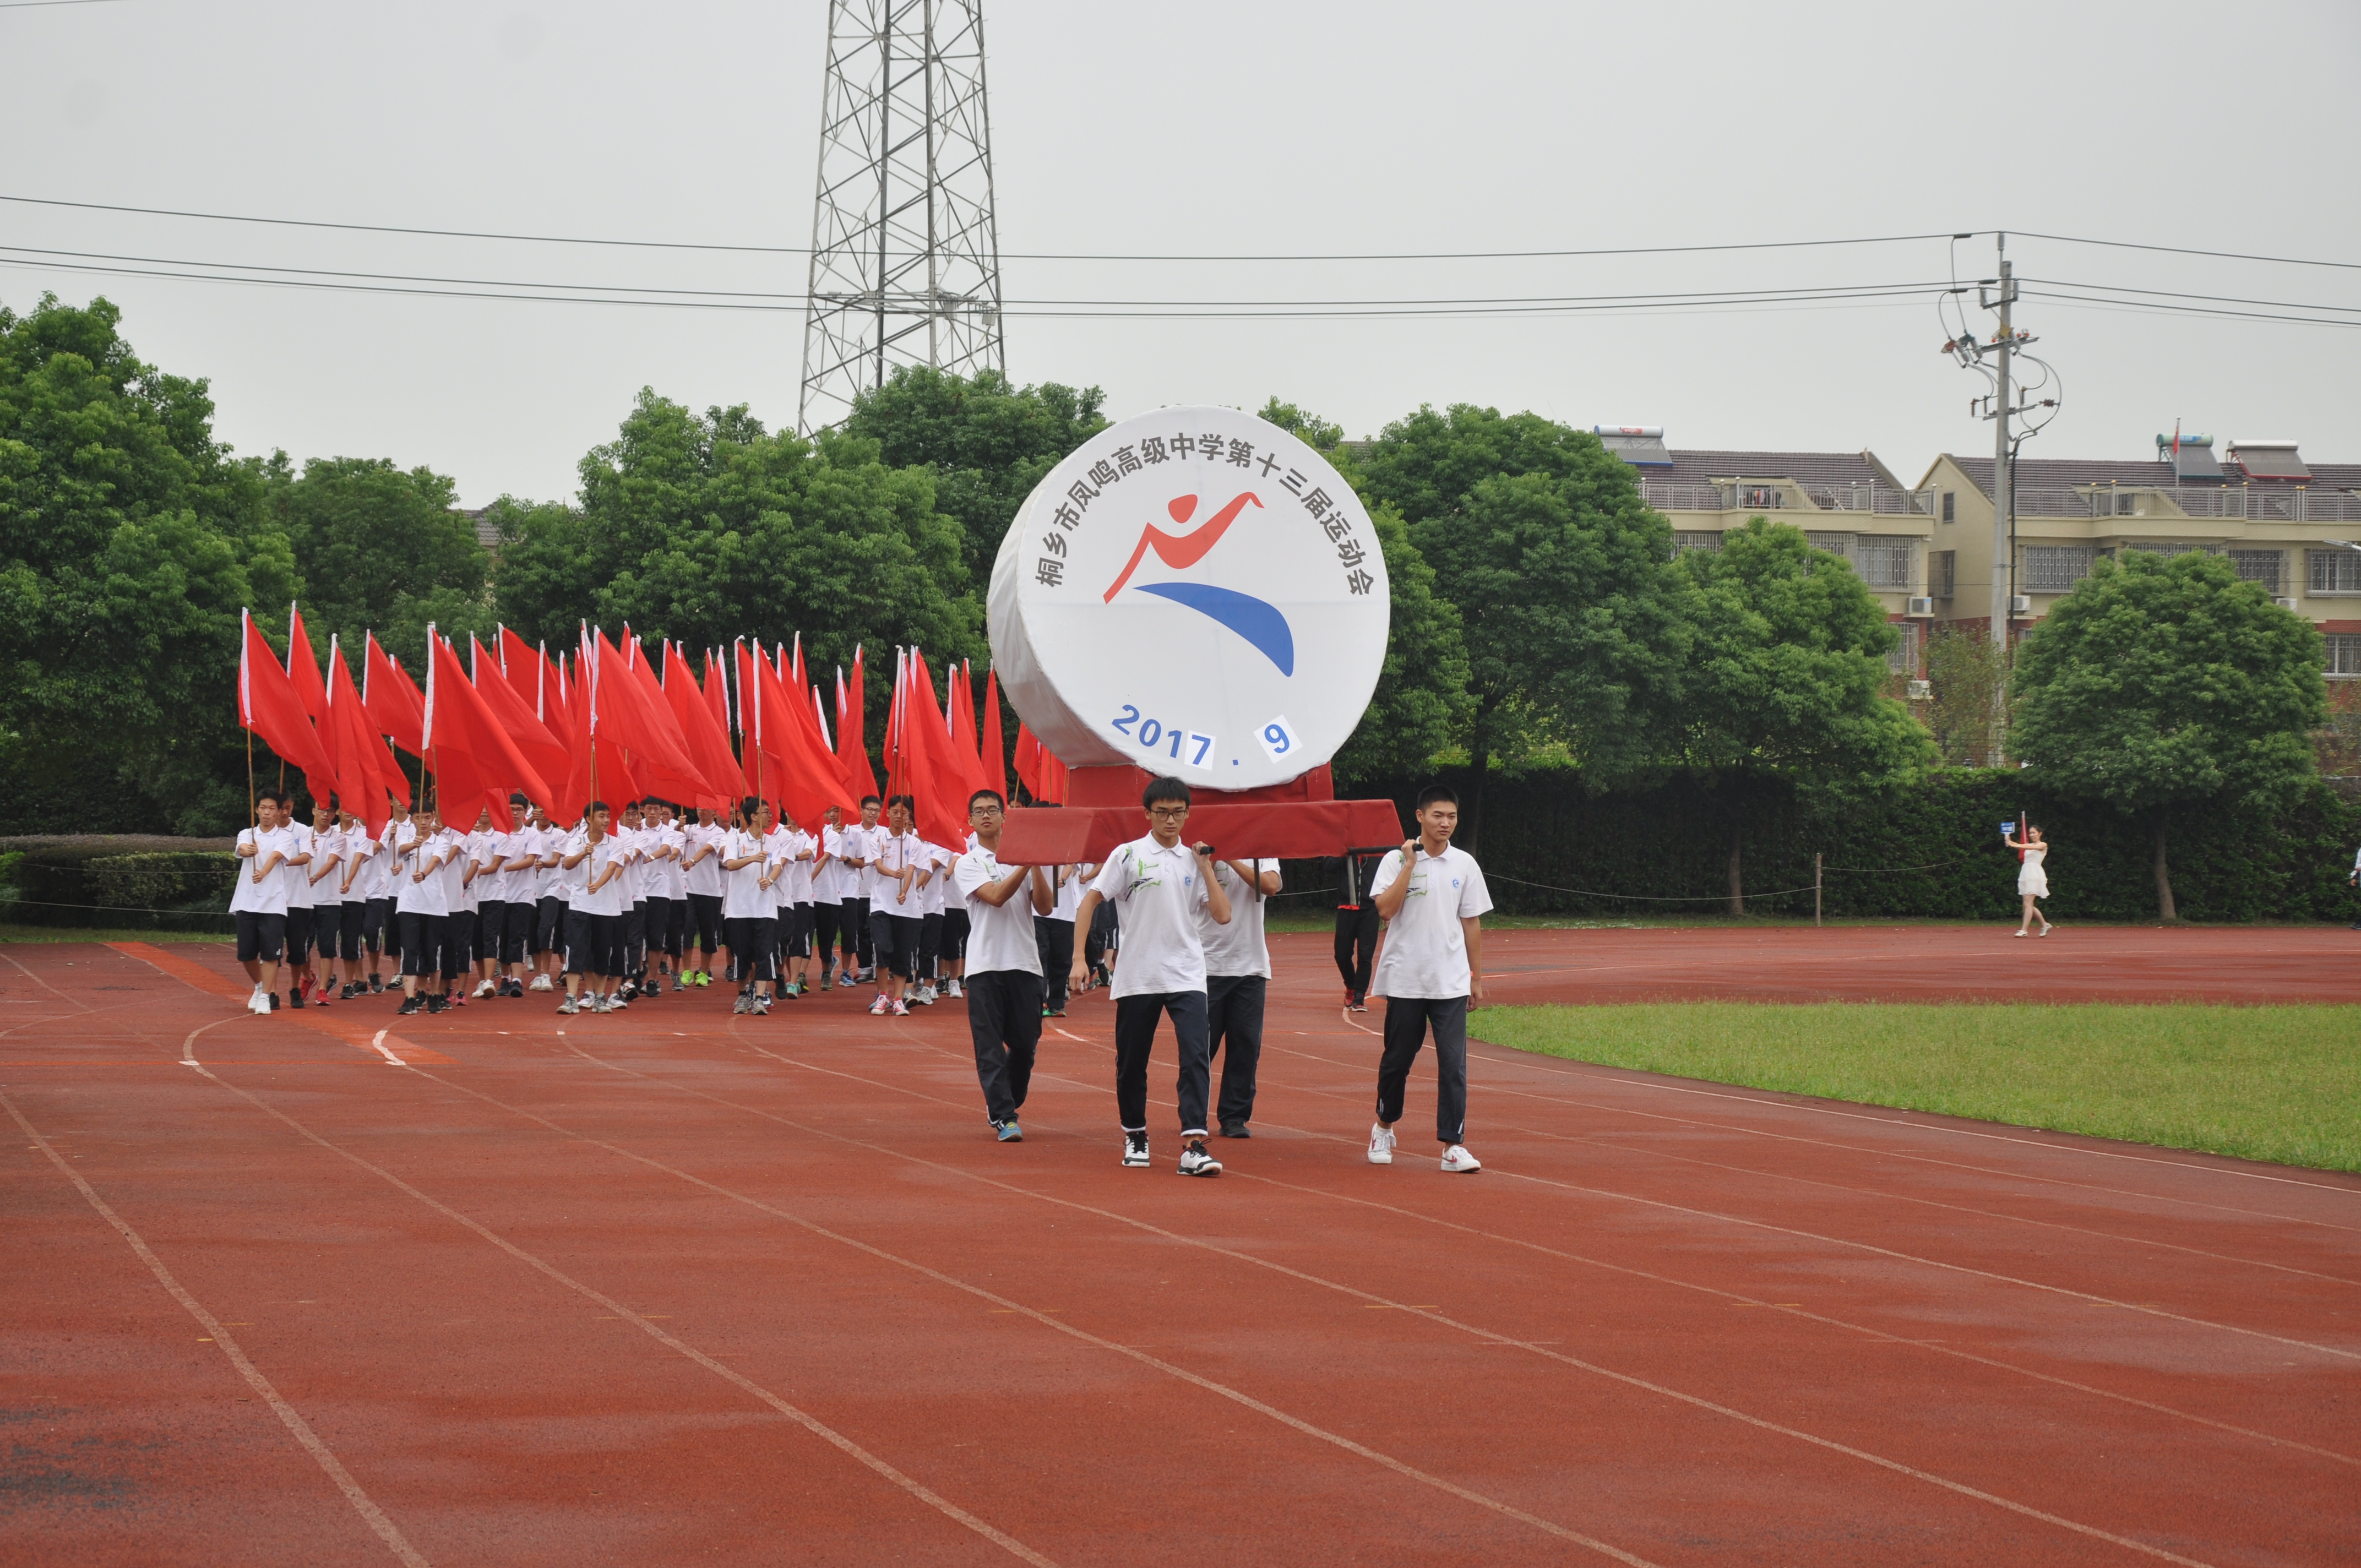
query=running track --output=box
[2,925,2355,1566]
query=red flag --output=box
[663,641,740,812]
[948,660,980,771]
[363,632,426,756]
[981,667,1005,798]
[469,634,570,794]
[736,639,764,804]
[423,632,551,829]
[323,637,398,836]
[1013,720,1041,800]
[901,649,988,853]
[286,604,327,726]
[837,646,879,803]
[701,647,733,760]
[753,648,858,827]
[240,608,337,802]
[881,648,910,799]
[593,628,706,805]
[557,630,638,823]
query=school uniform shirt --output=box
[721,829,773,921]
[281,823,316,911]
[436,829,472,913]
[393,822,450,917]
[1089,837,1213,999]
[952,848,1042,975]
[684,821,726,899]
[1199,859,1280,978]
[229,825,297,915]
[657,821,688,901]
[557,826,591,906]
[308,828,347,904]
[920,842,949,916]
[848,825,888,900]
[782,829,816,905]
[814,826,850,904]
[1368,846,1493,999]
[1051,863,1085,921]
[487,825,527,904]
[871,831,924,916]
[572,834,627,918]
[939,840,970,912]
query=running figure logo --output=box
[1101,493,1294,676]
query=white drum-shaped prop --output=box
[988,406,1390,788]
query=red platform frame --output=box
[997,764,1402,864]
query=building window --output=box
[1804,531,1854,560]
[2125,541,2212,558]
[1933,549,1956,598]
[1672,530,1722,554]
[1940,491,1955,524]
[2227,548,2284,596]
[2021,545,2095,593]
[2310,549,2361,595]
[1887,620,1921,677]
[1853,537,1916,589]
[2327,634,2361,677]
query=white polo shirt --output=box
[393,822,449,917]
[556,825,591,906]
[229,825,296,916]
[281,823,316,911]
[1369,845,1493,1000]
[573,833,626,918]
[1047,864,1082,922]
[1089,835,1214,999]
[721,827,771,921]
[657,820,688,900]
[813,825,848,904]
[1199,859,1280,979]
[871,831,924,916]
[307,826,346,905]
[953,848,1042,975]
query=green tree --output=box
[493,389,981,741]
[1256,398,1471,787]
[2010,550,2326,920]
[1666,519,1933,912]
[265,454,493,671]
[842,366,1106,584]
[0,294,290,833]
[1355,404,1686,848]
[1923,623,2009,766]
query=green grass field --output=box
[0,924,229,944]
[1472,1001,2361,1173]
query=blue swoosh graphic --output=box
[1132,582,1296,676]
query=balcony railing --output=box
[2009,486,2361,523]
[1640,481,1935,517]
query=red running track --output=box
[1,927,2355,1567]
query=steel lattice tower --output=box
[797,0,1005,434]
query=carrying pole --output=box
[1814,853,1823,928]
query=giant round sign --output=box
[988,405,1390,788]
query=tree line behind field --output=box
[0,293,2339,920]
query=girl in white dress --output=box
[2006,824,2052,937]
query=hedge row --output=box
[0,837,238,929]
[1288,769,2361,924]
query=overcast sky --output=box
[6,0,2358,508]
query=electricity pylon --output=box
[797,0,1005,434]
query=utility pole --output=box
[1989,236,2015,653]
[799,0,1005,435]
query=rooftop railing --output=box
[2009,486,2361,523]
[1640,481,1935,518]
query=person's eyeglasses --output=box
[1149,805,1190,820]
[971,804,1004,816]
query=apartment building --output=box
[1917,435,2361,674]
[1597,428,1938,676]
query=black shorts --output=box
[940,908,970,962]
[335,902,366,961]
[650,894,684,956]
[476,901,508,962]
[396,911,446,978]
[622,902,646,969]
[781,903,814,959]
[725,916,777,982]
[535,895,563,955]
[868,910,922,980]
[563,908,621,977]
[233,910,286,965]
[284,905,314,963]
[444,909,475,977]
[686,892,722,954]
[307,902,341,963]
[360,896,393,955]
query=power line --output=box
[2012,229,2361,274]
[0,194,1971,263]
[2023,288,2361,330]
[2024,275,2361,318]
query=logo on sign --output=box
[1101,493,1293,676]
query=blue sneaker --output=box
[995,1120,1024,1142]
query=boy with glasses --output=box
[1068,778,1232,1175]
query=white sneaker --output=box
[473,979,497,999]
[914,983,937,1005]
[1177,1139,1222,1177]
[945,978,962,998]
[248,989,270,1016]
[529,974,554,992]
[1368,1123,1395,1165]
[1440,1144,1482,1173]
[869,994,890,1016]
[1121,1131,1151,1168]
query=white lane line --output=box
[1,1084,431,1567]
[368,1030,405,1067]
[604,1040,2217,1567]
[176,1058,1060,1568]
